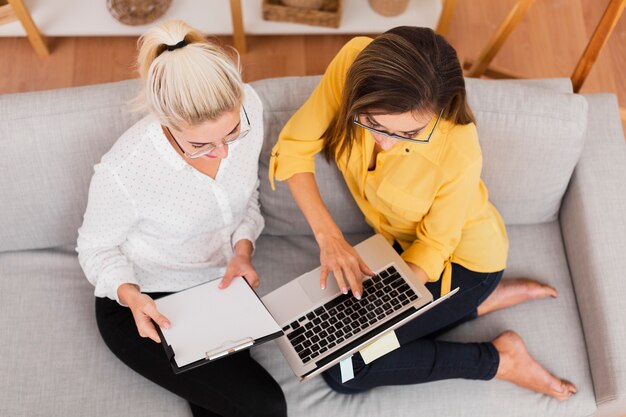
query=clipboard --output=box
[154,277,283,374]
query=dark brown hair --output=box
[323,26,475,161]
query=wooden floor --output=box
[0,0,624,132]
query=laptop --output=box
[262,234,459,381]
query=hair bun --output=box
[134,20,244,129]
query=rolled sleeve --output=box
[269,37,373,190]
[269,146,318,190]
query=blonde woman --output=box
[77,21,286,417]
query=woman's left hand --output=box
[219,240,260,289]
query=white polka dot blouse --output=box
[77,84,265,304]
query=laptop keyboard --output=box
[282,265,419,364]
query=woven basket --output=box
[368,0,409,17]
[107,0,172,26]
[281,0,325,9]
[262,0,342,28]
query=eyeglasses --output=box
[165,106,251,159]
[353,108,444,144]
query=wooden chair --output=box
[0,0,49,58]
[462,0,537,78]
[452,0,626,122]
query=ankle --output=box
[494,347,511,379]
[492,332,517,379]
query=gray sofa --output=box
[1,75,625,417]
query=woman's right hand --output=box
[118,283,171,343]
[286,173,374,299]
[317,232,375,300]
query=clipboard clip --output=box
[205,337,255,361]
[164,343,176,361]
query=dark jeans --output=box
[95,293,287,417]
[323,262,504,393]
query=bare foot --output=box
[477,278,558,316]
[493,331,577,401]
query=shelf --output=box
[0,0,442,37]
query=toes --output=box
[524,279,558,299]
[564,380,577,394]
[551,383,571,401]
[556,391,574,401]
[550,379,566,394]
[544,285,558,298]
[552,380,577,400]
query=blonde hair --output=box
[134,20,243,130]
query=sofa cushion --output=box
[0,80,143,252]
[0,223,595,417]
[251,76,588,234]
[0,247,188,417]
[466,78,588,225]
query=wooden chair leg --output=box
[571,0,626,93]
[229,0,247,54]
[465,0,536,78]
[435,0,457,37]
[6,0,49,58]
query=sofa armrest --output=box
[560,94,626,416]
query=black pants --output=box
[323,262,503,393]
[95,293,287,417]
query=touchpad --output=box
[298,268,342,305]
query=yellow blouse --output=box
[269,36,508,296]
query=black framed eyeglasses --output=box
[165,106,251,159]
[353,108,444,144]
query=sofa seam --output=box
[1,102,133,122]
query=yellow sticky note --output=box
[359,330,400,364]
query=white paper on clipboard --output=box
[155,278,282,368]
